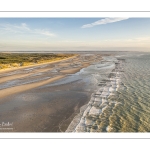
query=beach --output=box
[1,52,150,132]
[0,53,102,132]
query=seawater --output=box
[66,52,150,132]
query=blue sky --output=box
[0,18,150,51]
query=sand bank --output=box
[0,53,103,132]
[0,75,66,100]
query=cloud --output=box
[34,29,55,37]
[20,23,30,31]
[0,23,55,37]
[0,23,30,33]
[81,18,129,28]
[133,37,150,41]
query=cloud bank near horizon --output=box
[81,18,129,28]
[0,18,150,52]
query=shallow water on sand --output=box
[66,52,150,132]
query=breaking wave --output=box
[66,56,124,132]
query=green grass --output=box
[0,53,75,70]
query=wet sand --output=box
[0,53,102,132]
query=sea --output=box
[66,52,150,132]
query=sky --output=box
[0,18,150,51]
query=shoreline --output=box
[66,56,124,132]
[0,53,103,132]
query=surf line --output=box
[66,56,124,132]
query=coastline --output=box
[66,56,124,132]
[0,53,103,132]
[0,55,93,100]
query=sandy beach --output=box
[0,53,102,132]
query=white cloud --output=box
[133,37,150,41]
[0,23,30,33]
[81,18,129,28]
[20,23,30,31]
[0,23,55,37]
[102,37,150,43]
[34,29,55,37]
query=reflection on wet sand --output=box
[0,53,102,132]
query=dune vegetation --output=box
[0,53,75,70]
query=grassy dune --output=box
[0,53,75,70]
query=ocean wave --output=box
[66,56,124,132]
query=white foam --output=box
[83,105,92,117]
[109,87,115,92]
[102,105,108,112]
[94,97,102,102]
[106,126,113,132]
[66,56,123,132]
[101,91,110,97]
[102,98,107,104]
[89,106,102,116]
[85,118,94,126]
